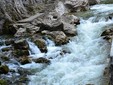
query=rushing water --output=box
[21,4,113,85]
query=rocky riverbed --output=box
[0,0,113,85]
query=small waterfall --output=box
[28,41,41,55]
[26,4,113,85]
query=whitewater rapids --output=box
[21,4,113,85]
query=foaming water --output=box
[27,4,113,85]
[91,4,113,15]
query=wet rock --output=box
[1,47,11,52]
[1,55,10,61]
[0,53,10,61]
[13,50,29,56]
[19,56,31,65]
[18,76,29,83]
[34,38,47,53]
[65,0,89,12]
[33,57,50,64]
[88,0,100,5]
[2,19,17,35]
[17,67,31,75]
[0,79,7,85]
[101,29,113,43]
[13,39,29,50]
[5,39,14,45]
[0,65,9,74]
[42,31,68,45]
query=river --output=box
[20,4,113,85]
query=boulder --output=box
[61,14,80,25]
[33,57,50,64]
[42,31,68,45]
[2,20,17,35]
[14,23,40,37]
[88,0,100,5]
[38,12,63,31]
[34,38,47,53]
[63,22,77,36]
[13,39,29,57]
[101,29,113,43]
[13,50,29,57]
[13,39,29,50]
[64,0,89,12]
[19,56,31,65]
[0,65,9,74]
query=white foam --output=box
[91,4,113,15]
